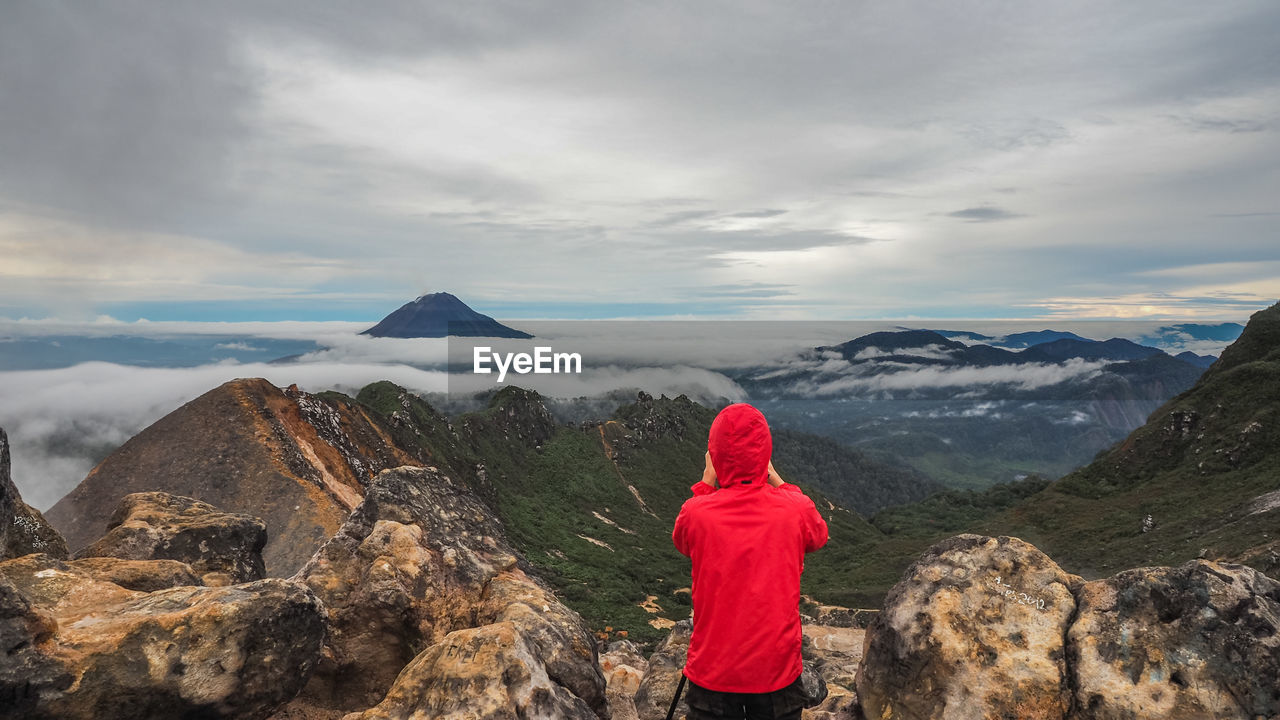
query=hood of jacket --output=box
[707,403,772,487]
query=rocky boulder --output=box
[858,534,1083,720]
[0,553,325,720]
[76,491,266,585]
[0,427,68,561]
[287,465,607,718]
[64,556,202,592]
[633,619,691,720]
[802,622,864,717]
[1068,559,1280,719]
[600,640,649,720]
[346,596,603,720]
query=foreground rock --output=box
[64,556,202,592]
[858,534,1280,720]
[0,427,68,561]
[632,619,691,720]
[0,553,324,720]
[858,534,1083,720]
[77,491,267,584]
[1069,560,1280,719]
[600,640,649,720]
[802,623,864,718]
[286,465,607,719]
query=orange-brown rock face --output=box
[46,378,423,575]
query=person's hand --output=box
[701,451,718,488]
[767,460,785,488]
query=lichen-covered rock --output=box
[0,427,69,561]
[1068,559,1280,719]
[0,553,325,720]
[343,618,599,720]
[633,619,691,720]
[76,491,266,584]
[858,534,1082,720]
[65,556,202,592]
[289,465,607,718]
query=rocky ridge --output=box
[46,378,427,575]
[0,427,67,561]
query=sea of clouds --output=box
[0,317,1237,510]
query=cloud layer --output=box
[0,2,1276,320]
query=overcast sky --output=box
[2,1,1278,322]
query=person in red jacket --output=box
[672,403,829,720]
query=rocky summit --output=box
[360,292,533,339]
[46,379,426,575]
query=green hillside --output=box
[970,302,1280,578]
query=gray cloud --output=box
[729,209,788,219]
[644,209,719,228]
[0,3,248,228]
[947,207,1024,223]
[691,283,797,299]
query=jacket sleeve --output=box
[673,483,712,557]
[803,500,829,553]
[783,485,828,553]
[673,503,692,557]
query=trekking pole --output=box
[665,672,687,720]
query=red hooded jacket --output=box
[672,403,829,693]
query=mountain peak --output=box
[362,293,533,339]
[1211,302,1280,374]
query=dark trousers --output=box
[685,675,806,720]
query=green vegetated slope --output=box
[968,302,1280,579]
[353,385,906,644]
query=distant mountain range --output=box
[361,292,532,338]
[738,328,1210,489]
[920,328,1092,348]
[826,329,1210,365]
[924,323,1244,351]
[877,301,1280,581]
